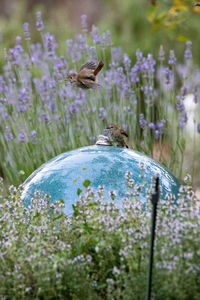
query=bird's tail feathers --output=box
[94,61,104,76]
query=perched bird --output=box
[67,61,104,89]
[104,124,129,148]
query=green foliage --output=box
[83,179,91,188]
[100,0,200,63]
[0,177,200,299]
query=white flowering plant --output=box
[0,176,199,299]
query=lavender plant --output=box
[0,13,200,186]
[0,175,199,299]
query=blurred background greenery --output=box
[0,0,200,70]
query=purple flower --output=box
[163,67,173,86]
[178,112,187,128]
[18,87,31,103]
[18,104,27,112]
[156,121,164,129]
[16,36,22,44]
[31,130,37,137]
[111,47,122,67]
[140,140,145,148]
[36,11,44,32]
[176,95,185,112]
[89,136,95,144]
[4,126,14,141]
[0,97,6,103]
[42,114,51,123]
[149,122,155,129]
[24,23,31,41]
[44,32,58,57]
[66,40,81,62]
[184,41,192,60]
[66,39,73,53]
[54,114,59,121]
[130,66,139,83]
[89,46,97,61]
[4,126,13,141]
[5,133,13,141]
[122,123,128,131]
[146,53,155,75]
[70,100,82,114]
[136,49,143,64]
[139,114,147,129]
[53,56,67,77]
[101,30,112,49]
[0,76,8,93]
[180,86,188,97]
[76,34,88,54]
[18,132,27,142]
[106,30,113,47]
[116,67,126,89]
[197,124,200,133]
[154,129,160,139]
[31,130,37,144]
[168,50,176,65]
[91,25,101,44]
[99,107,107,120]
[30,43,43,65]
[193,86,199,103]
[123,53,131,71]
[101,33,107,50]
[6,48,21,65]
[81,14,88,33]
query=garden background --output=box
[0,0,200,299]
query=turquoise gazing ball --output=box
[22,145,180,214]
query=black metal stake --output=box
[146,177,159,300]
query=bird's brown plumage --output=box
[104,124,129,148]
[67,61,104,89]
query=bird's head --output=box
[104,124,118,136]
[66,73,77,84]
[104,124,128,137]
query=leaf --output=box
[33,212,41,219]
[77,188,82,196]
[57,198,65,204]
[73,178,77,183]
[176,35,188,42]
[156,12,168,22]
[82,168,86,171]
[83,223,93,233]
[72,204,79,217]
[147,5,156,22]
[53,213,64,221]
[83,179,91,188]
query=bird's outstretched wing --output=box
[77,78,100,89]
[79,61,97,71]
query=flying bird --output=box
[104,124,129,148]
[67,61,104,89]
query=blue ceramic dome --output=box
[22,145,180,214]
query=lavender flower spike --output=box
[197,123,200,133]
[81,14,88,33]
[184,41,192,60]
[36,11,44,32]
[24,23,31,41]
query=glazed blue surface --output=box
[22,146,180,213]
